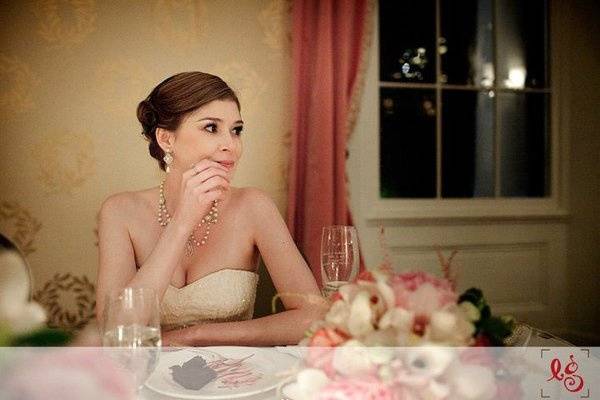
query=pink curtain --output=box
[287,0,370,284]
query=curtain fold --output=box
[288,0,371,284]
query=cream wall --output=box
[0,0,291,330]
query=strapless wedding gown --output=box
[160,269,259,331]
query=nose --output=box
[218,132,234,151]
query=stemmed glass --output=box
[102,287,162,391]
[320,226,360,298]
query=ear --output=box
[155,128,175,152]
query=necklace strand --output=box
[157,180,219,256]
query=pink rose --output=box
[307,327,351,377]
[391,271,455,293]
[391,271,457,312]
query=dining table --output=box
[137,346,302,400]
[2,334,598,400]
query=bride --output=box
[95,72,325,346]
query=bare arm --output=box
[95,193,190,322]
[162,189,327,346]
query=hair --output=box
[137,72,240,171]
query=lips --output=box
[216,160,235,170]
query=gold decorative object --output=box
[34,131,96,194]
[93,58,152,116]
[215,61,267,109]
[0,201,42,256]
[258,0,292,51]
[33,273,96,332]
[152,0,206,54]
[33,0,97,48]
[0,54,41,114]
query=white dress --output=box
[160,269,259,331]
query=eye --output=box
[232,126,244,136]
[204,123,217,133]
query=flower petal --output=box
[347,291,374,337]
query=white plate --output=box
[145,347,298,399]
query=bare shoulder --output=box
[234,187,280,214]
[99,188,155,222]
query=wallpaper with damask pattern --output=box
[0,0,292,331]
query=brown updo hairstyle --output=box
[137,72,240,171]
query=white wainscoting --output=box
[389,242,549,311]
[348,221,568,331]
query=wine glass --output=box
[102,287,162,391]
[320,226,360,298]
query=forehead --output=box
[185,99,241,122]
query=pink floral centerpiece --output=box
[284,248,519,400]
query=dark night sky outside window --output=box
[379,0,550,199]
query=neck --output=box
[162,173,182,215]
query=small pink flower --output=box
[391,271,455,293]
[307,327,351,377]
[391,271,457,312]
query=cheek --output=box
[175,139,214,164]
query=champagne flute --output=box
[102,287,162,391]
[321,226,360,298]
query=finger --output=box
[182,160,226,180]
[184,173,229,197]
[191,159,228,175]
[192,176,230,195]
[188,167,230,185]
[192,181,228,205]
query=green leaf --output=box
[9,328,73,347]
[480,304,491,320]
[480,316,514,345]
[458,288,484,307]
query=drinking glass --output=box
[321,226,360,298]
[102,287,162,390]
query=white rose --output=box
[449,363,497,400]
[379,308,414,331]
[347,291,374,337]
[282,368,330,400]
[325,300,350,326]
[403,345,456,378]
[0,251,47,333]
[428,308,475,345]
[332,340,374,376]
[459,301,481,322]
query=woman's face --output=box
[170,99,243,179]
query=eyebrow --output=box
[197,117,244,124]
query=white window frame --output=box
[355,0,569,221]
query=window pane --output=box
[441,0,494,86]
[380,88,437,198]
[499,92,550,197]
[496,0,549,89]
[442,90,495,197]
[379,0,436,83]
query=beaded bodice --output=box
[160,269,258,331]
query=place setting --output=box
[100,286,300,399]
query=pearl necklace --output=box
[158,180,219,257]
